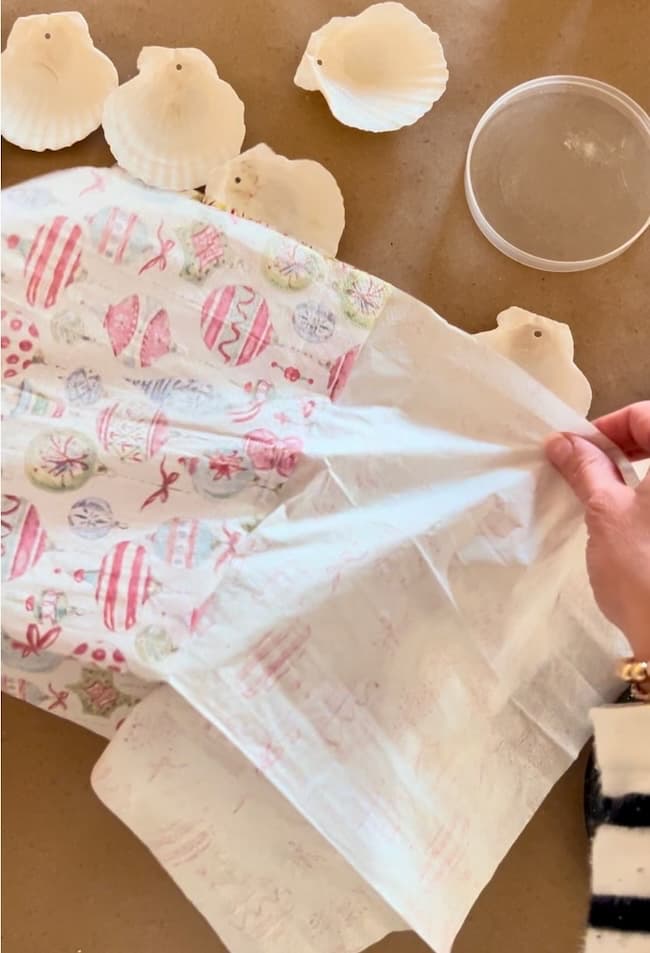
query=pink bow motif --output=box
[215,526,242,571]
[12,623,61,658]
[245,429,303,479]
[140,456,180,510]
[138,222,175,275]
[79,170,106,196]
[47,683,69,711]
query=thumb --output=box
[545,433,625,506]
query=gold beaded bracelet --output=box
[616,658,650,703]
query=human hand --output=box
[545,401,650,660]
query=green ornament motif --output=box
[25,429,104,492]
[263,237,324,290]
[176,220,226,283]
[134,625,175,666]
[51,311,90,347]
[67,667,133,718]
[33,589,71,624]
[338,269,390,329]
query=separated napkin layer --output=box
[92,686,404,953]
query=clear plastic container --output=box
[464,76,650,271]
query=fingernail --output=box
[545,433,573,466]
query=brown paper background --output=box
[2,1,648,951]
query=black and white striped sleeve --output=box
[586,706,650,952]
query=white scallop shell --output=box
[294,2,448,133]
[476,306,592,415]
[102,46,245,190]
[1,12,118,151]
[205,143,345,256]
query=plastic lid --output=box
[465,76,650,271]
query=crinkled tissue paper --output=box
[2,168,630,953]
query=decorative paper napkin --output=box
[2,166,372,734]
[2,168,628,953]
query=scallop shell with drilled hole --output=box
[476,307,592,415]
[1,12,118,151]
[205,143,345,257]
[294,2,448,133]
[102,46,245,190]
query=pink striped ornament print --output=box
[200,285,273,367]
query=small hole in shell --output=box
[317,58,323,66]
[533,330,543,338]
[176,63,183,70]
[44,32,51,39]
[234,176,241,184]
